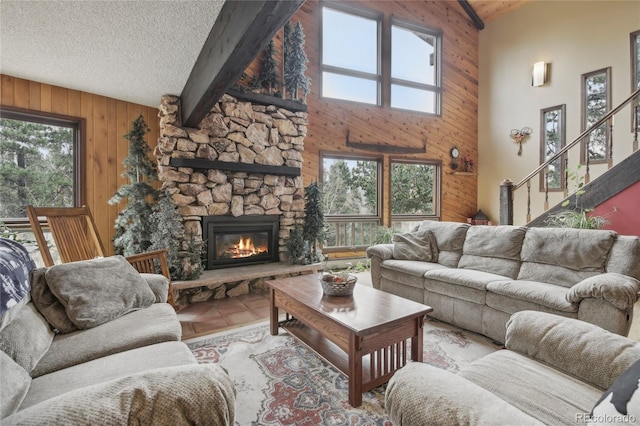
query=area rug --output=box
[186,318,502,425]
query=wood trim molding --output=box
[227,89,307,112]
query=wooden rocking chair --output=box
[26,205,174,305]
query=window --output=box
[390,160,440,231]
[321,5,381,105]
[321,153,381,250]
[0,107,83,221]
[631,30,640,131]
[391,20,442,114]
[539,105,566,191]
[580,67,611,164]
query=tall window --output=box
[321,5,381,105]
[0,108,83,221]
[391,20,442,114]
[581,67,611,163]
[539,105,566,191]
[321,154,381,250]
[390,160,440,232]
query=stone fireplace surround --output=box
[156,94,311,305]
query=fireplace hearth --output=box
[203,215,280,269]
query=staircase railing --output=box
[500,88,640,225]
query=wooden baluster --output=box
[634,104,638,152]
[544,172,549,211]
[564,158,569,198]
[584,138,591,184]
[526,180,531,223]
[608,116,613,169]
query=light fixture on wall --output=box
[532,61,548,87]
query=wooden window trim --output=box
[389,157,441,219]
[539,104,566,192]
[580,67,611,165]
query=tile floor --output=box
[177,272,640,342]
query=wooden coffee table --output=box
[266,274,432,407]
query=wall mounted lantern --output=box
[532,61,548,87]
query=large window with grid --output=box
[390,160,440,232]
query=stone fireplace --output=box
[155,93,308,275]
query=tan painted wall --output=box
[478,0,640,225]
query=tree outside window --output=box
[0,109,82,220]
[391,160,439,232]
[580,68,611,163]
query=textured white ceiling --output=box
[0,0,225,107]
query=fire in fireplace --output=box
[202,215,280,269]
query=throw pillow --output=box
[0,350,31,418]
[590,359,640,425]
[45,256,156,329]
[0,237,35,317]
[29,267,78,333]
[393,230,439,262]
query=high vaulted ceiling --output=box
[1,0,531,110]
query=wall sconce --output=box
[532,61,548,87]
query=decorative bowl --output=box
[320,272,357,297]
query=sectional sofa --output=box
[0,237,236,424]
[367,221,640,343]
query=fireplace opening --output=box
[203,215,279,269]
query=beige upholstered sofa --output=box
[0,238,235,424]
[385,311,640,425]
[367,221,640,343]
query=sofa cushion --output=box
[590,359,640,425]
[518,228,616,287]
[417,221,469,268]
[29,267,78,334]
[487,280,578,313]
[22,341,196,410]
[45,256,156,329]
[0,301,54,373]
[425,268,508,292]
[392,229,438,262]
[0,238,35,317]
[458,225,526,279]
[506,311,640,390]
[31,303,181,377]
[0,350,31,419]
[459,350,602,426]
[424,278,486,304]
[606,235,640,280]
[5,363,235,426]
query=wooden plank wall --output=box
[1,74,160,255]
[294,1,479,224]
[285,0,479,225]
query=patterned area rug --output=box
[186,318,502,425]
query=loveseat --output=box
[367,221,640,343]
[0,237,236,424]
[385,310,640,425]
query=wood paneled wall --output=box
[1,74,160,255]
[285,0,480,225]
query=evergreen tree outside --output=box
[108,114,158,256]
[0,118,74,218]
[303,181,326,263]
[284,21,311,102]
[259,39,280,94]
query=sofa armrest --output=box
[366,244,394,261]
[505,311,640,390]
[386,362,542,426]
[140,274,169,303]
[566,273,640,310]
[4,363,236,425]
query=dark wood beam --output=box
[458,0,484,30]
[169,158,301,177]
[181,0,305,128]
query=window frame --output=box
[580,67,611,165]
[0,106,85,226]
[539,104,566,192]
[389,158,441,225]
[320,2,383,106]
[390,17,443,116]
[319,151,382,252]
